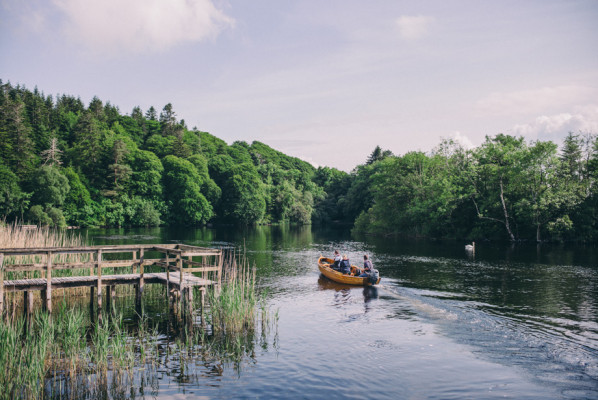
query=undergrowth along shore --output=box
[0,223,278,399]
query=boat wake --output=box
[378,283,598,399]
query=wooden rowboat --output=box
[317,256,380,286]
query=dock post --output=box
[217,251,223,296]
[97,249,103,310]
[89,251,95,311]
[24,291,33,316]
[45,251,52,313]
[106,286,115,310]
[132,250,137,274]
[136,249,145,304]
[177,253,183,297]
[89,252,94,275]
[89,286,95,312]
[0,253,4,314]
[165,252,170,299]
[183,286,194,315]
[218,252,223,286]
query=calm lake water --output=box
[85,225,598,399]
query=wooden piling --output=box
[97,249,103,309]
[24,291,33,316]
[132,250,137,274]
[0,253,4,314]
[89,286,95,311]
[183,286,194,314]
[106,286,113,309]
[46,251,52,313]
[177,253,183,290]
[165,251,170,298]
[137,249,145,304]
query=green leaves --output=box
[162,155,213,225]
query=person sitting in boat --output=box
[332,250,342,270]
[359,254,373,277]
[340,255,351,275]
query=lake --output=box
[85,225,598,399]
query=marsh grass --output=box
[0,221,92,293]
[205,250,260,335]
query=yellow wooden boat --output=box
[317,256,380,286]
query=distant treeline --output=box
[0,80,596,242]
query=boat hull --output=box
[317,257,380,286]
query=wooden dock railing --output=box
[0,244,223,314]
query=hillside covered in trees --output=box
[1,80,597,242]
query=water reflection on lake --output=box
[85,225,598,399]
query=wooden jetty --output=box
[0,244,222,314]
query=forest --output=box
[1,80,597,242]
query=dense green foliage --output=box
[0,81,320,228]
[1,80,596,241]
[353,134,598,241]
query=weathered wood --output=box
[217,253,223,287]
[46,251,52,313]
[0,253,4,313]
[97,249,102,309]
[2,260,140,272]
[90,286,95,311]
[137,249,145,303]
[24,291,34,316]
[0,244,180,255]
[165,252,170,298]
[184,286,193,314]
[132,250,137,274]
[106,286,115,309]
[182,266,221,273]
[152,246,181,255]
[0,244,221,314]
[177,253,183,289]
[89,252,94,276]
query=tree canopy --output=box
[1,80,596,241]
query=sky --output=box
[1,0,597,171]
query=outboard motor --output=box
[368,269,379,284]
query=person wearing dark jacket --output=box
[340,255,351,275]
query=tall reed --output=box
[205,250,259,335]
[0,221,90,285]
[0,220,85,249]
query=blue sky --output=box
[1,0,597,171]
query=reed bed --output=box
[0,221,91,287]
[205,250,259,335]
[0,305,163,400]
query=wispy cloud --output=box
[476,85,596,117]
[52,0,234,54]
[396,15,435,40]
[511,105,598,142]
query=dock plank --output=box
[3,271,215,292]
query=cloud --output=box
[396,15,435,40]
[476,85,596,117]
[510,105,598,142]
[52,0,234,54]
[451,131,475,149]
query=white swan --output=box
[465,242,475,252]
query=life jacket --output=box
[340,259,351,273]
